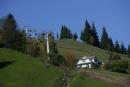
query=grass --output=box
[0,39,129,87]
[88,69,130,79]
[70,72,123,87]
[57,39,130,62]
[57,39,130,87]
[0,48,62,87]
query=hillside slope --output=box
[57,39,130,87]
[0,40,129,87]
[57,39,129,62]
[0,48,62,87]
[70,72,123,87]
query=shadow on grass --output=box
[0,60,15,69]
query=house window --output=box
[82,59,85,62]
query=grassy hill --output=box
[0,39,129,87]
[57,39,130,62]
[57,39,130,87]
[70,72,123,87]
[0,48,62,87]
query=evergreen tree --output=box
[2,13,17,48]
[101,27,109,49]
[128,45,130,58]
[114,40,120,53]
[68,29,73,39]
[91,23,100,47]
[0,18,5,30]
[83,19,91,44]
[60,26,66,39]
[1,13,26,51]
[108,37,114,51]
[120,42,126,54]
[60,25,72,39]
[73,32,78,40]
[80,31,84,41]
[56,32,59,39]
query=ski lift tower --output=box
[46,32,50,54]
[46,32,53,63]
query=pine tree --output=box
[108,37,114,51]
[73,32,78,40]
[60,26,65,39]
[120,42,126,54]
[83,19,91,44]
[68,29,73,39]
[56,32,59,39]
[60,25,72,39]
[114,40,120,53]
[80,31,84,41]
[128,45,130,58]
[1,13,26,51]
[91,23,100,47]
[2,13,17,48]
[101,27,109,49]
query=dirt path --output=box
[80,70,130,87]
[54,69,71,87]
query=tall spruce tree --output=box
[56,32,59,39]
[73,32,78,40]
[120,42,126,54]
[60,25,72,39]
[1,13,26,51]
[83,19,91,44]
[2,13,17,48]
[91,23,100,47]
[128,45,130,58]
[108,37,114,51]
[60,25,66,39]
[114,40,120,53]
[68,29,73,39]
[80,31,84,41]
[101,27,109,49]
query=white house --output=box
[76,56,102,69]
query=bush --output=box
[104,60,129,73]
[109,53,121,62]
[127,64,130,74]
[31,45,40,57]
[103,63,112,69]
[51,54,66,66]
[64,52,77,68]
[110,60,128,73]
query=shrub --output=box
[51,54,66,66]
[64,52,77,68]
[110,60,128,73]
[31,44,40,57]
[103,63,112,69]
[104,60,129,73]
[127,64,130,74]
[109,53,121,62]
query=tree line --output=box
[0,14,77,68]
[59,19,130,57]
[0,13,130,69]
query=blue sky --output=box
[0,0,130,47]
